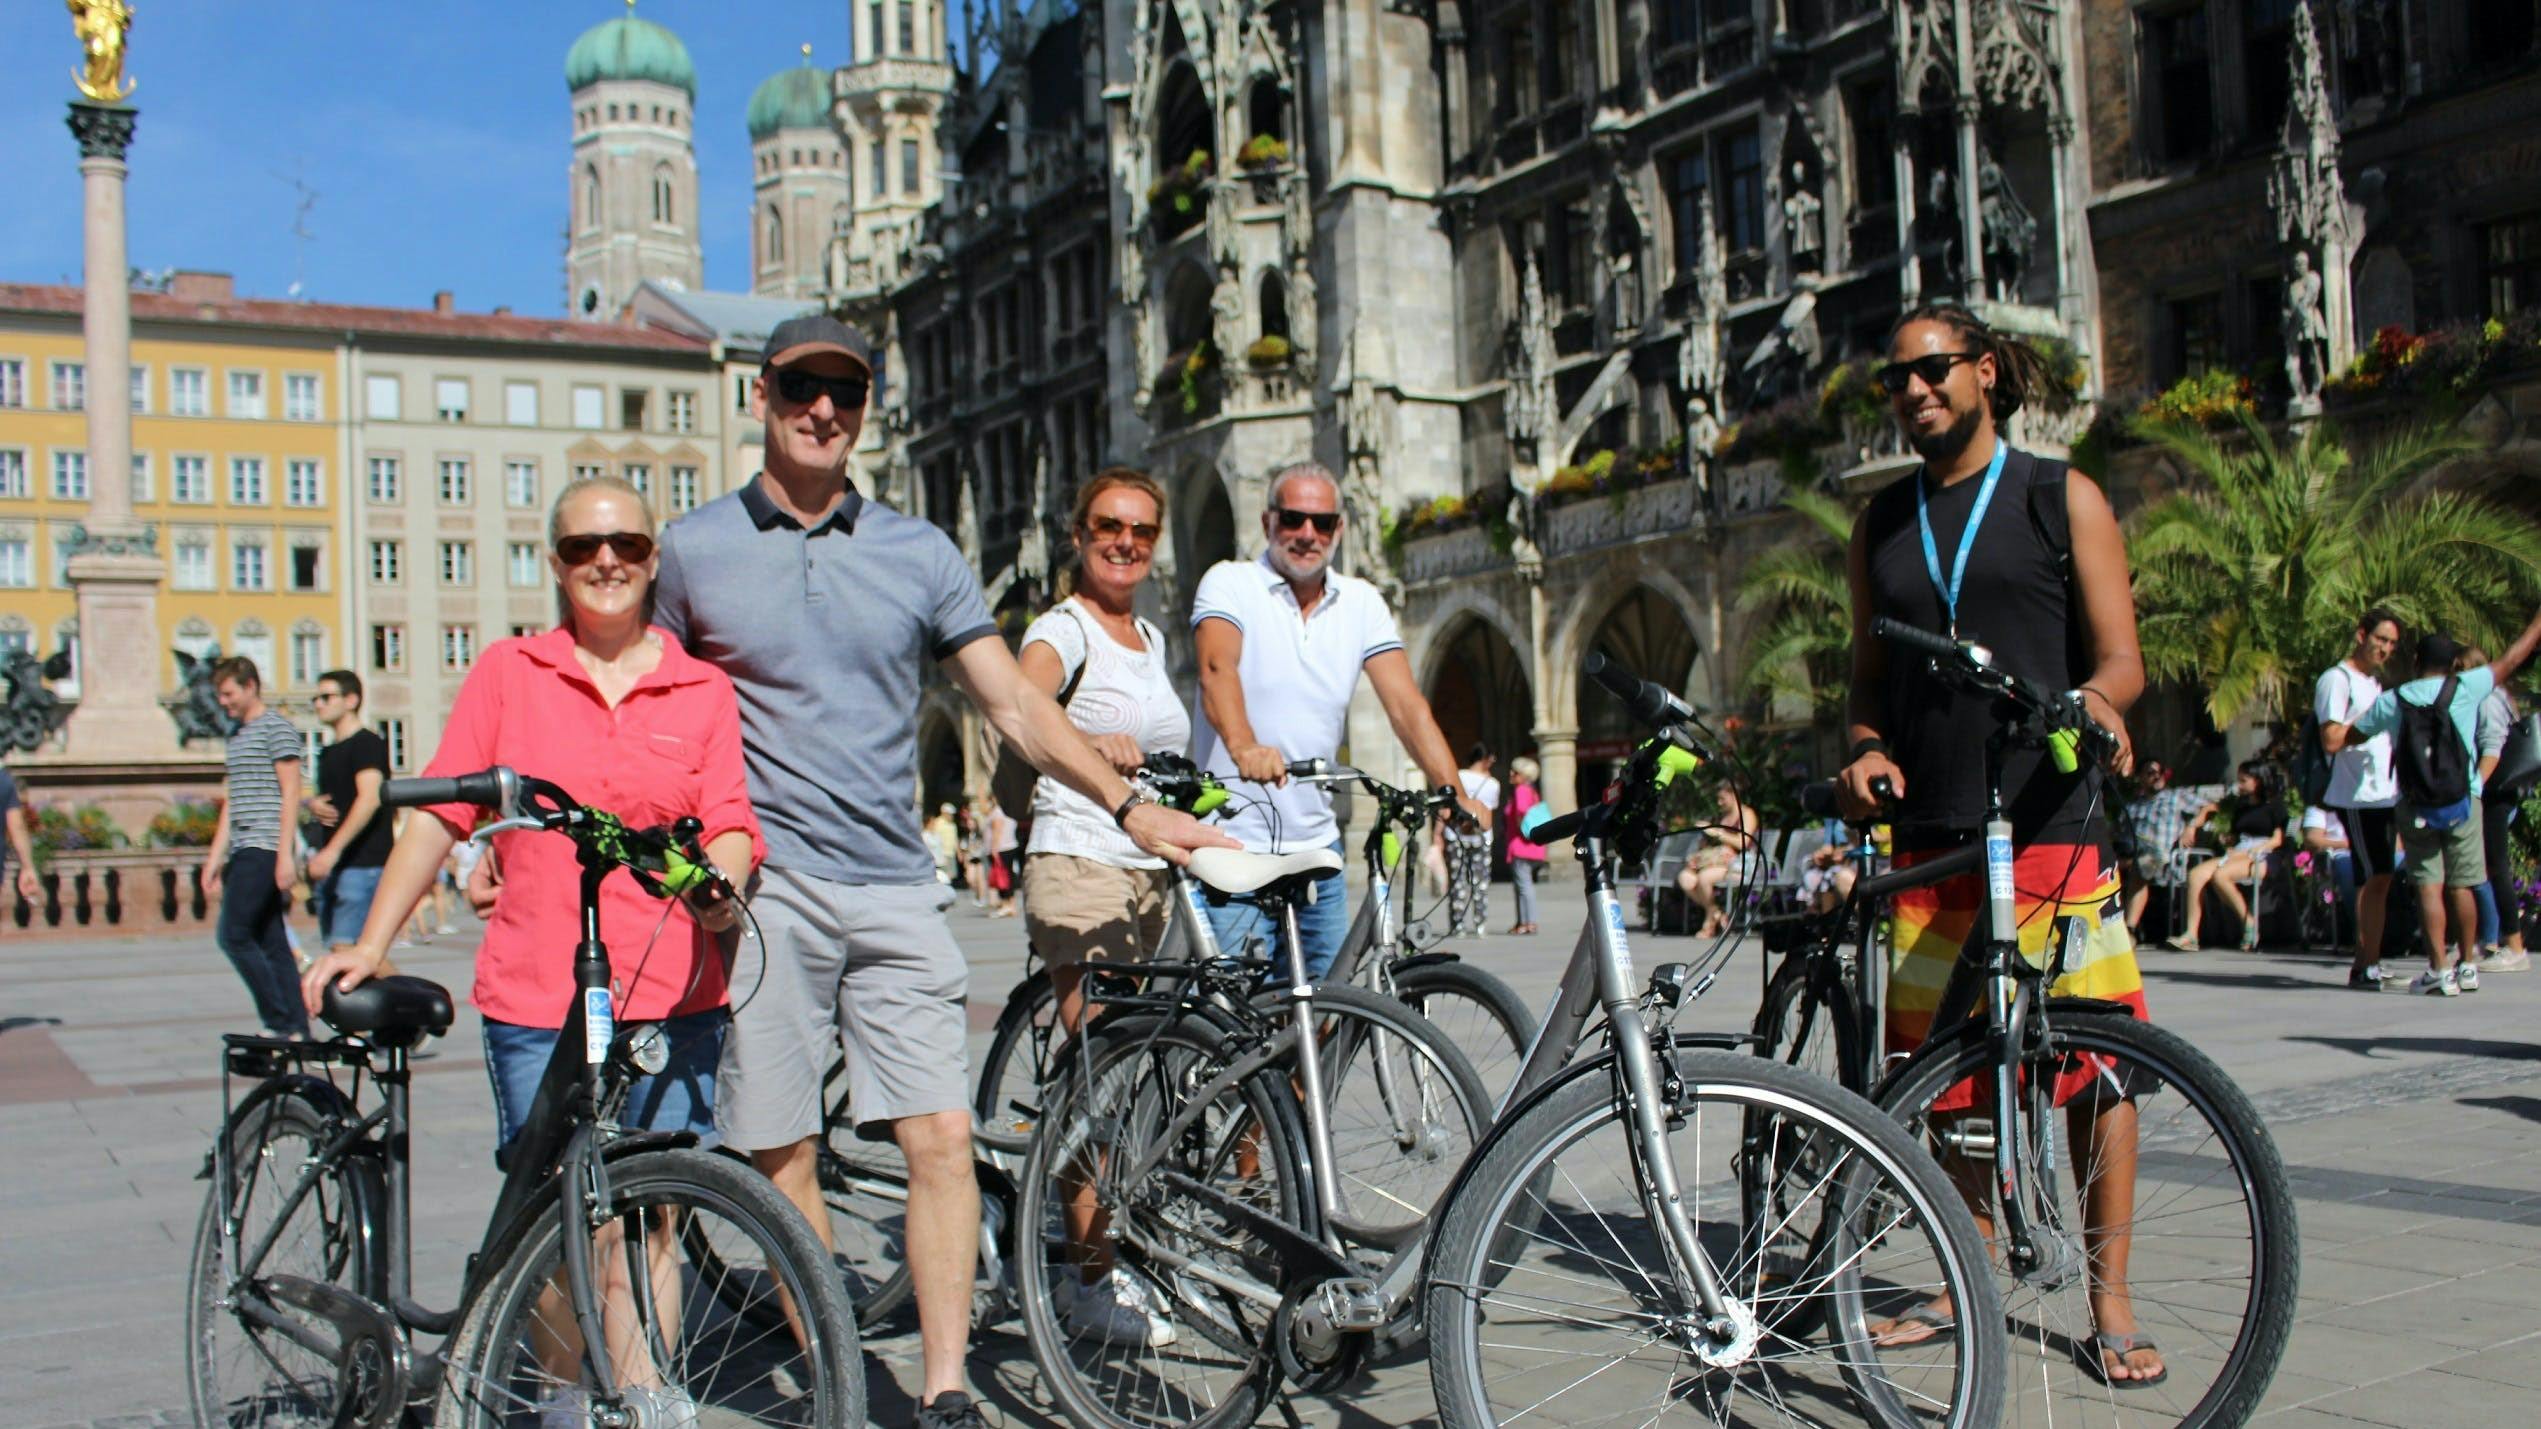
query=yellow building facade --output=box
[1,284,346,714]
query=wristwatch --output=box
[1112,789,1154,830]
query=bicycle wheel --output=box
[446,1146,864,1428]
[1752,951,1865,1095]
[1388,957,1538,1105]
[974,967,1060,1150]
[1275,982,1493,1249]
[1015,1012,1311,1429]
[1739,954,1868,1341]
[187,1086,385,1429]
[1429,1049,2006,1429]
[1879,1009,2297,1429]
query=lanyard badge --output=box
[1915,439,2011,639]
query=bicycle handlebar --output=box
[380,766,728,901]
[1585,650,1696,728]
[382,770,510,810]
[1871,618,2118,775]
[1868,616,1960,661]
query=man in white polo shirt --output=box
[1192,462,1486,975]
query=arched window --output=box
[581,164,601,232]
[651,164,676,226]
[1247,77,1285,146]
[765,204,786,266]
[1257,270,1290,341]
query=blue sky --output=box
[0,1,938,316]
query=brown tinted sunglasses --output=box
[554,532,656,565]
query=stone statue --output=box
[1283,169,1314,256]
[165,647,238,747]
[1681,392,1721,505]
[824,234,852,297]
[1978,150,2036,302]
[2282,248,2332,412]
[68,0,134,103]
[955,468,984,573]
[1208,169,1240,268]
[1210,268,1244,366]
[1509,253,1556,454]
[1,650,73,754]
[1782,162,1823,271]
[1286,259,1317,381]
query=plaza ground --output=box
[6,876,2541,1426]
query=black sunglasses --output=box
[554,531,657,566]
[1874,351,1982,394]
[1084,514,1161,546]
[1273,507,1341,535]
[771,368,870,410]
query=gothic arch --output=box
[765,203,786,266]
[1547,560,1708,728]
[1423,611,1537,768]
[1163,260,1216,352]
[1255,267,1289,341]
[651,163,677,226]
[1177,463,1239,602]
[1157,57,1213,177]
[581,164,601,233]
[1411,587,1535,706]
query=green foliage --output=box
[1178,340,1219,416]
[2127,413,2541,733]
[2328,316,2541,407]
[147,800,219,848]
[1817,358,1889,432]
[1236,133,1289,168]
[1735,488,1854,730]
[2031,332,2092,400]
[2142,368,2256,428]
[1243,334,1291,368]
[29,803,128,854]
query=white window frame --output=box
[364,373,401,420]
[130,364,149,414]
[172,533,214,590]
[441,624,477,671]
[230,534,271,591]
[669,466,700,513]
[227,369,266,419]
[504,381,539,426]
[286,536,326,592]
[289,630,326,686]
[172,454,211,504]
[507,541,542,588]
[285,372,322,422]
[377,716,410,771]
[434,377,470,423]
[369,539,403,585]
[371,624,406,672]
[0,448,26,499]
[505,460,538,508]
[285,458,324,507]
[0,534,31,588]
[366,456,401,503]
[130,451,151,503]
[229,456,267,505]
[0,358,24,409]
[51,360,86,411]
[571,385,606,429]
[52,449,88,500]
[169,366,209,417]
[437,458,470,505]
[438,540,473,586]
[667,390,697,433]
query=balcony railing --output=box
[6,848,221,935]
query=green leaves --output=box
[1736,488,1853,727]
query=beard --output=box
[1906,400,1986,464]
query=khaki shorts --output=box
[1022,853,1168,968]
[715,866,968,1149]
[2400,802,2486,889]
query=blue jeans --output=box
[482,1007,726,1167]
[313,864,383,947]
[1203,837,1350,980]
[217,848,308,1038]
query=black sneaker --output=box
[916,1391,989,1429]
[2347,964,2390,990]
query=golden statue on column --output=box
[70,0,135,103]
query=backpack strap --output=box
[2024,452,2073,582]
[1053,603,1092,708]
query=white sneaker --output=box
[2457,962,2482,993]
[1058,1272,1178,1348]
[2481,947,2531,972]
[2410,968,2459,997]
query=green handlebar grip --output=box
[1191,783,1229,818]
[1381,830,1402,866]
[1654,744,1702,786]
[657,848,710,896]
[2048,726,2081,774]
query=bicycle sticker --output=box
[1605,899,1636,984]
[584,987,613,1065]
[1984,833,2015,902]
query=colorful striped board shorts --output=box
[1887,841,2149,1113]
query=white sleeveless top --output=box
[1021,598,1189,868]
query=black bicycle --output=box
[1747,620,2298,1428]
[185,766,863,1428]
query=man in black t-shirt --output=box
[304,669,391,953]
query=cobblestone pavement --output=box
[9,879,2540,1426]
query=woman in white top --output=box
[1017,465,1187,1346]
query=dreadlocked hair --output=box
[1886,301,2075,422]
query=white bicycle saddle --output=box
[1185,845,1345,896]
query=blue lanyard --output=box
[1915,438,2010,638]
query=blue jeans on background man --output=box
[216,847,309,1038]
[313,864,384,948]
[1203,837,1351,980]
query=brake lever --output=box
[469,815,546,844]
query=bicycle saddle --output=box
[322,975,455,1045]
[1186,845,1345,896]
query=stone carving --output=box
[1508,253,1556,465]
[2282,249,2332,414]
[1680,191,1727,393]
[1208,166,1240,267]
[2269,0,2358,378]
[2,650,73,754]
[68,0,134,103]
[1972,0,2062,116]
[1739,281,1821,405]
[1283,168,1314,255]
[1015,433,1056,594]
[59,522,158,558]
[1977,149,2035,302]
[955,465,983,572]
[1335,323,1394,588]
[1210,268,1245,370]
[1682,393,1721,505]
[66,96,135,159]
[165,646,238,747]
[1337,321,1385,461]
[825,233,852,296]
[1782,162,1823,272]
[1894,0,1955,112]
[1285,259,1317,383]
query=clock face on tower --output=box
[581,286,602,316]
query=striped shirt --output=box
[223,711,302,853]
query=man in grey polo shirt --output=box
[655,314,1229,1428]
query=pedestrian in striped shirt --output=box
[201,657,308,1038]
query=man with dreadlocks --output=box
[1835,303,2167,1389]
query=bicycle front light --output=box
[620,1024,671,1077]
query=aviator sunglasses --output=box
[1084,514,1161,546]
[554,531,657,565]
[1874,350,1981,394]
[1273,507,1341,535]
[771,368,870,410]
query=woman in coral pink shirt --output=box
[305,477,761,1162]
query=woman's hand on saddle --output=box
[302,943,394,1016]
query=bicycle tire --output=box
[1015,1011,1312,1429]
[1388,957,1537,1104]
[1877,1009,2296,1429]
[186,1084,387,1429]
[1738,953,1868,1340]
[1428,1050,2007,1429]
[443,1145,864,1428]
[974,966,1060,1150]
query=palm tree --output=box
[2128,412,2541,732]
[1737,487,1853,729]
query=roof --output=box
[748,65,831,137]
[627,280,822,352]
[566,13,697,96]
[0,282,715,357]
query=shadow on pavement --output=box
[2458,1094,2541,1125]
[2140,969,2339,994]
[2287,1034,2541,1063]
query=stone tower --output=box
[834,0,955,270]
[749,49,854,300]
[564,2,704,319]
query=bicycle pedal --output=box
[1309,1275,1387,1332]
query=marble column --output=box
[61,100,176,761]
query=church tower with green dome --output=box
[748,48,853,300]
[565,1,703,319]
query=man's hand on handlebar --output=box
[1229,742,1289,785]
[1122,802,1242,867]
[1836,753,1905,821]
[1088,732,1146,775]
[1448,793,1490,834]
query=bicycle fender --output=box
[2045,996,2142,1019]
[1389,951,1465,974]
[198,1073,363,1180]
[1415,1031,1745,1287]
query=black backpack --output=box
[2393,675,2472,810]
[2292,710,2334,805]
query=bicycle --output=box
[1014,654,2009,1429]
[1747,618,2298,1428]
[186,766,863,1428]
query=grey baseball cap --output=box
[762,313,875,381]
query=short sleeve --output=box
[262,718,303,764]
[359,731,391,777]
[1191,560,1248,631]
[2349,691,2400,741]
[1356,581,1404,661]
[1020,606,1090,678]
[925,529,998,661]
[2314,667,2362,725]
[653,523,693,648]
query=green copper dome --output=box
[566,13,697,96]
[748,65,831,137]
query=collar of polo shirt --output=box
[742,475,864,535]
[1253,549,1341,615]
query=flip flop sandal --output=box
[1871,1303,1956,1347]
[2075,1331,2169,1390]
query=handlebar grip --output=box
[1584,651,1695,728]
[1287,757,1333,779]
[381,771,504,809]
[1871,617,1960,660]
[1799,782,1840,818]
[1521,806,1585,847]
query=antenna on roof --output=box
[272,162,319,301]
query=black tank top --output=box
[1862,445,2105,849]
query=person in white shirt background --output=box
[2315,610,2403,988]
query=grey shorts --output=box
[715,865,969,1150]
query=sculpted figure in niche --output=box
[2283,249,2331,410]
[1782,162,1823,271]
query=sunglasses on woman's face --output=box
[1273,507,1341,535]
[1874,351,1981,394]
[1084,514,1161,547]
[771,368,870,410]
[554,531,656,566]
